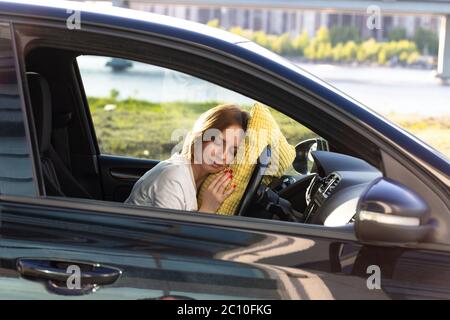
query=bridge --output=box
[110,0,450,83]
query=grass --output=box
[88,94,449,161]
[387,113,450,159]
[88,95,317,160]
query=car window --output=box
[0,22,36,197]
[77,55,318,161]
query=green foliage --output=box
[332,41,358,62]
[291,30,309,56]
[330,26,360,46]
[109,88,119,100]
[207,19,220,28]
[89,94,449,161]
[315,26,330,43]
[413,27,439,55]
[209,21,424,65]
[406,51,420,64]
[304,27,333,61]
[89,92,317,160]
[342,41,358,61]
[388,27,407,41]
[357,38,380,62]
[252,30,270,47]
[270,33,293,55]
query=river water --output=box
[78,55,449,117]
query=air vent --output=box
[321,173,341,198]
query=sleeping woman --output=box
[125,104,249,213]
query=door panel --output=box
[98,154,158,202]
[0,198,392,300]
[3,197,450,299]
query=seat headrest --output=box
[27,72,52,154]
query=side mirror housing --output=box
[293,138,329,174]
[355,178,434,244]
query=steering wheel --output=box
[236,145,271,217]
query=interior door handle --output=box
[17,258,122,295]
[110,170,141,181]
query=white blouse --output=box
[125,153,198,211]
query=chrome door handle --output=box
[17,258,122,295]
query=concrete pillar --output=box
[190,7,198,22]
[235,8,243,28]
[296,11,302,34]
[249,9,254,30]
[337,13,343,27]
[321,12,328,28]
[437,15,450,84]
[221,7,230,29]
[262,10,269,33]
[273,10,283,34]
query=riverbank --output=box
[387,113,450,158]
[88,96,449,160]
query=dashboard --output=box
[279,151,382,226]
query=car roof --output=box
[1,0,448,181]
[1,0,249,43]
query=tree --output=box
[315,26,330,43]
[330,26,360,46]
[332,43,344,62]
[206,19,220,28]
[252,31,269,48]
[388,27,407,41]
[377,48,387,65]
[342,41,358,61]
[270,33,293,55]
[413,27,438,55]
[304,27,332,61]
[357,38,380,62]
[407,51,420,65]
[291,30,309,57]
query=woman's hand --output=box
[200,170,236,213]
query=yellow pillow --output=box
[197,103,296,215]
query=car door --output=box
[0,18,380,300]
[2,9,450,300]
[0,19,380,300]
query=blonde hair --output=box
[181,104,249,161]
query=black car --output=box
[0,0,449,300]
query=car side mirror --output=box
[293,138,329,174]
[355,178,434,244]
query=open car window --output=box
[77,55,318,162]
